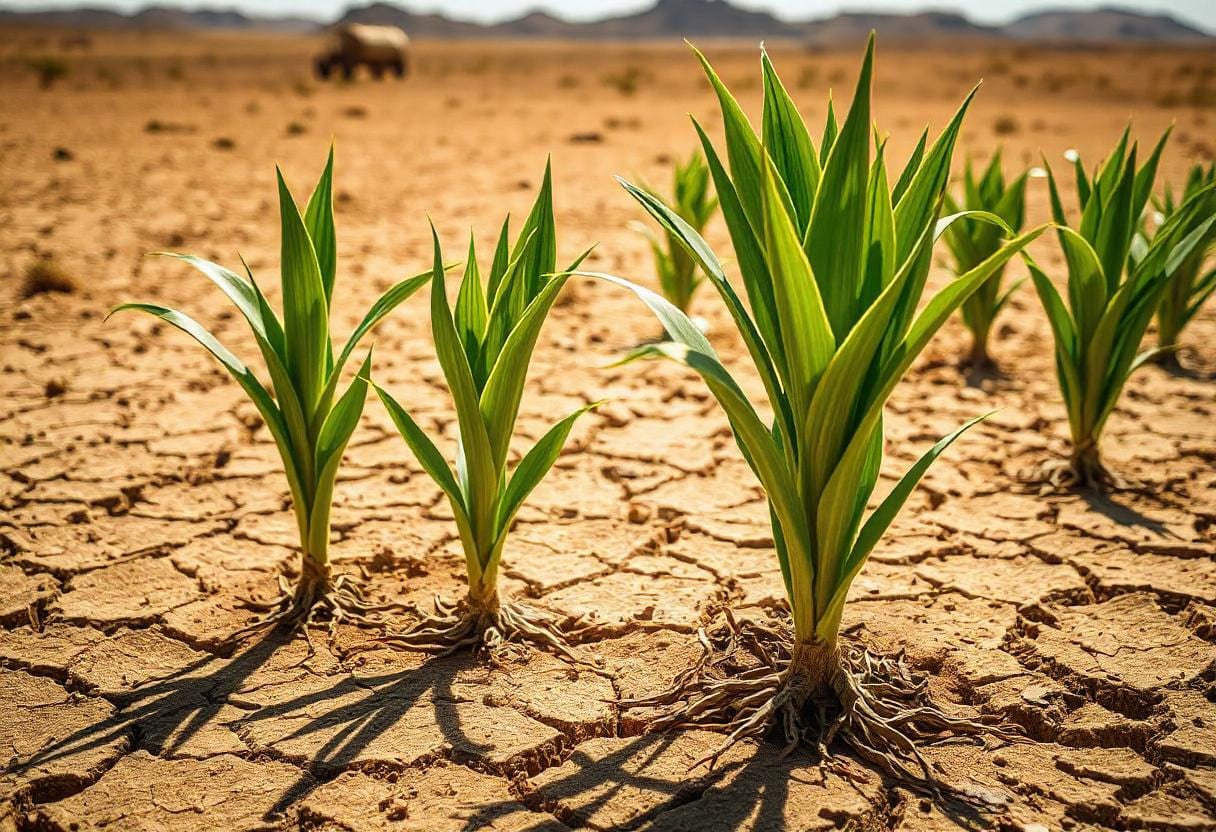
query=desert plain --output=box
[1,27,1215,831]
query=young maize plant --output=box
[633,150,718,315]
[942,151,1028,370]
[1152,161,1216,363]
[578,37,1047,795]
[374,165,597,657]
[1030,131,1216,489]
[110,149,431,636]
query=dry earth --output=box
[1,31,1215,831]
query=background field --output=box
[2,29,1215,831]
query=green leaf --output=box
[313,269,432,434]
[761,48,819,232]
[308,352,371,557]
[485,215,512,306]
[374,381,479,582]
[511,159,557,301]
[644,339,816,636]
[805,33,872,336]
[157,254,270,342]
[277,166,330,416]
[1059,227,1108,347]
[691,119,784,372]
[817,412,989,639]
[691,44,765,229]
[1028,261,1081,428]
[478,274,570,473]
[760,154,836,417]
[495,402,599,539]
[303,145,337,305]
[892,84,977,264]
[108,303,306,532]
[427,227,498,560]
[890,127,927,206]
[455,233,488,369]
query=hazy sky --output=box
[5,0,1215,32]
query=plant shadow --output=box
[459,728,994,832]
[1077,487,1177,540]
[15,624,1012,829]
[12,627,543,821]
[13,625,291,784]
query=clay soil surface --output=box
[2,30,1215,831]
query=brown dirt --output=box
[2,30,1215,831]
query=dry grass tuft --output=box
[20,259,76,299]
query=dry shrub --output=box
[20,260,75,299]
[26,56,69,88]
[602,66,644,95]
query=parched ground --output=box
[1,31,1215,831]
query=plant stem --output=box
[1070,439,1104,485]
[967,333,991,371]
[786,637,841,700]
[466,580,500,615]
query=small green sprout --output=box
[942,151,1028,369]
[633,150,718,315]
[1152,161,1216,364]
[110,149,430,636]
[1030,131,1216,488]
[374,164,597,658]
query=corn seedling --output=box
[110,149,431,636]
[1152,161,1216,364]
[633,150,718,315]
[1030,131,1216,488]
[578,37,1046,796]
[374,164,597,658]
[943,151,1028,369]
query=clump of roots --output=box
[1036,444,1126,492]
[231,558,407,644]
[625,609,1020,807]
[379,590,590,664]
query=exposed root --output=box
[1035,447,1127,493]
[378,591,594,666]
[624,610,1020,808]
[230,558,406,646]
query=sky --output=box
[4,0,1214,32]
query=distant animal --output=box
[315,24,410,81]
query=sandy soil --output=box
[1,30,1215,831]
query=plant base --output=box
[965,339,996,375]
[379,591,587,663]
[625,610,1017,806]
[1037,445,1124,492]
[231,558,405,644]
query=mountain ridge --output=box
[0,0,1210,43]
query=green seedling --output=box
[1030,132,1216,488]
[374,164,597,658]
[943,151,1028,369]
[111,149,430,636]
[633,149,718,315]
[579,37,1046,796]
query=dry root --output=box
[625,610,1020,808]
[231,559,406,645]
[1035,447,1126,493]
[378,592,592,665]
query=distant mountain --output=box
[1005,6,1210,42]
[0,3,317,30]
[337,1,481,37]
[0,0,1210,43]
[0,5,127,26]
[797,11,997,45]
[573,0,795,39]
